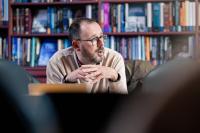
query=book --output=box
[103,3,110,32]
[152,3,161,32]
[32,9,48,33]
[125,3,146,32]
[38,39,57,66]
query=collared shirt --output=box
[46,47,127,94]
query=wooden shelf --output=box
[11,31,196,37]
[0,22,8,30]
[105,31,196,36]
[102,0,178,3]
[11,33,69,38]
[0,25,8,29]
[11,1,98,7]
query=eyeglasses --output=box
[77,35,107,46]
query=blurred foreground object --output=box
[103,57,200,133]
[0,59,59,133]
[29,83,88,96]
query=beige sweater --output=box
[46,47,127,94]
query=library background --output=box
[0,0,200,83]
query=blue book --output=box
[104,36,110,48]
[152,3,161,32]
[141,36,145,61]
[62,8,70,33]
[120,4,125,32]
[12,37,18,64]
[38,39,57,66]
[31,37,36,67]
[131,37,136,60]
[64,39,71,49]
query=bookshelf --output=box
[4,0,200,83]
[0,24,8,30]
[0,0,9,61]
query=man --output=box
[46,18,127,94]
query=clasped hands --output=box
[66,65,118,83]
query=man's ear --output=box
[72,40,80,51]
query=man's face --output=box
[78,22,105,64]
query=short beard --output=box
[82,47,104,64]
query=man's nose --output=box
[97,39,104,48]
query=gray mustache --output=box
[96,48,104,52]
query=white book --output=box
[3,0,8,21]
[188,1,192,30]
[189,2,192,29]
[57,39,63,51]
[86,4,92,19]
[36,38,40,56]
[27,38,31,63]
[110,36,115,50]
[185,0,189,28]
[160,3,164,30]
[147,3,152,31]
[192,2,195,28]
[199,3,200,26]
[100,4,104,27]
[117,4,121,32]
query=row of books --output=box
[11,35,194,67]
[0,0,8,23]
[0,36,8,59]
[13,5,98,34]
[101,1,196,33]
[12,37,71,66]
[104,36,194,65]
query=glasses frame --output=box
[77,35,107,46]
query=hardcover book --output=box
[32,9,48,33]
[125,3,146,32]
[38,39,57,66]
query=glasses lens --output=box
[91,35,107,46]
[92,37,98,45]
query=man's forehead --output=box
[80,22,102,36]
[80,21,98,29]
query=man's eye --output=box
[92,37,98,41]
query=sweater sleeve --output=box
[46,58,64,84]
[108,54,128,94]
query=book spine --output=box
[152,3,161,32]
[62,7,69,33]
[31,37,36,67]
[16,8,20,33]
[24,8,30,34]
[147,3,152,32]
[86,4,92,19]
[120,4,125,32]
[103,3,110,32]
